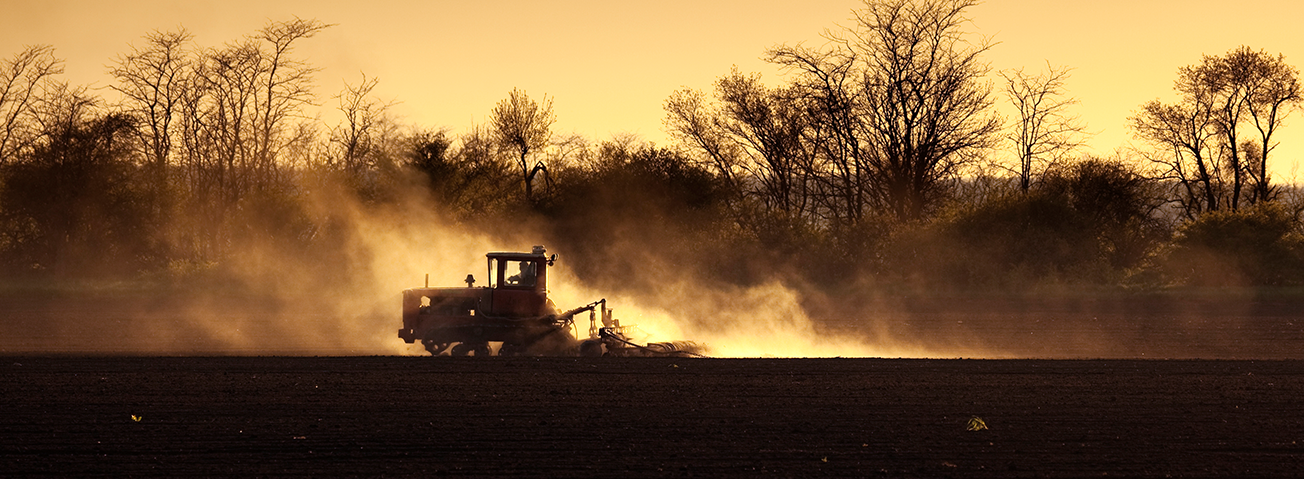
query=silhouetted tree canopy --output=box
[0,6,1301,297]
[1133,46,1301,218]
[0,45,63,166]
[0,108,156,276]
[768,0,1000,222]
[490,88,555,205]
[1000,63,1088,191]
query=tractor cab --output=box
[484,245,556,317]
[487,246,552,290]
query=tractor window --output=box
[504,260,537,287]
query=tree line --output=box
[1,0,1302,294]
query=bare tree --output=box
[1237,48,1300,204]
[715,70,813,219]
[1133,97,1221,218]
[329,72,395,175]
[665,86,744,194]
[666,69,813,224]
[29,81,99,145]
[770,0,999,221]
[857,0,999,220]
[191,40,262,206]
[187,17,328,197]
[164,18,330,260]
[252,18,332,178]
[765,43,868,229]
[1000,63,1088,191]
[1203,50,1253,210]
[0,45,63,165]
[489,88,555,203]
[1133,46,1300,218]
[109,28,193,208]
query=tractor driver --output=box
[506,261,536,287]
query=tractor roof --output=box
[486,251,547,261]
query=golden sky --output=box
[5,0,1304,177]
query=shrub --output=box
[1166,202,1304,286]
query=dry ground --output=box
[3,356,1303,477]
[3,290,1304,476]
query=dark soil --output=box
[3,356,1303,477]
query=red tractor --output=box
[398,246,701,357]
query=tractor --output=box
[398,246,702,357]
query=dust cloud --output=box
[343,198,944,358]
[546,274,955,358]
[0,183,941,357]
[2,178,1299,359]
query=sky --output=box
[4,0,1304,177]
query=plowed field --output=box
[4,356,1303,477]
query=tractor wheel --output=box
[450,342,491,357]
[498,342,525,357]
[578,339,604,358]
[422,340,451,356]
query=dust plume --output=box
[2,174,1299,359]
[545,274,957,358]
[337,195,938,358]
[0,179,502,355]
